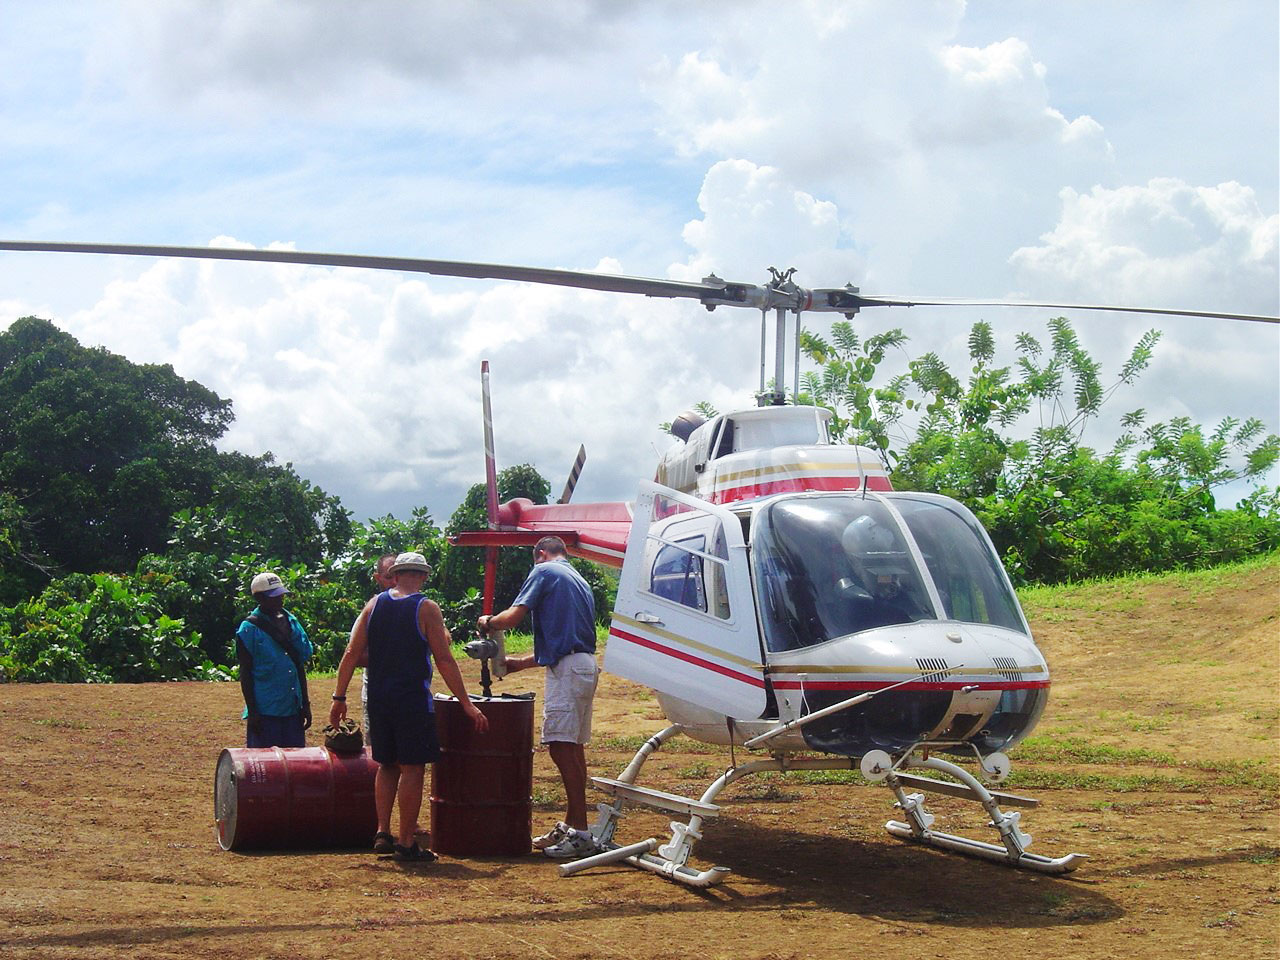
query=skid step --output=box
[892,772,1039,808]
[591,777,721,818]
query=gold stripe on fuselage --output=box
[611,613,764,672]
[767,663,1047,676]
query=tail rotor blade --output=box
[558,445,587,504]
[481,360,499,528]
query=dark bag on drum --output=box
[323,719,364,755]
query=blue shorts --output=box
[367,697,441,766]
[247,713,305,748]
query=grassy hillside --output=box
[1019,553,1279,768]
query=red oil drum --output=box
[431,695,535,857]
[214,746,379,851]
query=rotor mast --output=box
[739,267,859,406]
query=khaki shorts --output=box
[542,652,598,745]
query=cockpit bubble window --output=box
[891,495,1026,635]
[753,497,936,651]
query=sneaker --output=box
[532,821,572,850]
[543,831,599,861]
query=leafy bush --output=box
[0,572,205,682]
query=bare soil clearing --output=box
[3,561,1277,959]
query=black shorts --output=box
[367,696,441,766]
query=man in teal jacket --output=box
[236,571,314,747]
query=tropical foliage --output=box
[799,317,1279,582]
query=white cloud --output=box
[927,38,1111,155]
[672,159,859,285]
[1010,179,1279,313]
[104,0,617,104]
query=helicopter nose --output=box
[778,625,1050,757]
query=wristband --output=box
[331,694,346,702]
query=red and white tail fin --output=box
[453,362,633,573]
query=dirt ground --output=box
[3,561,1277,960]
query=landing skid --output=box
[863,748,1087,874]
[561,727,1086,886]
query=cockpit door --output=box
[607,480,769,720]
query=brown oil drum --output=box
[430,695,535,856]
[213,746,379,851]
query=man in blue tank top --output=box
[478,536,598,860]
[330,552,488,862]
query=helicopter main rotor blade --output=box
[0,240,724,302]
[813,290,1279,325]
[2,240,1275,324]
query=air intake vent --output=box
[916,657,950,681]
[992,656,1021,681]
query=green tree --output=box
[797,321,910,463]
[0,317,232,575]
[211,452,353,568]
[135,506,268,663]
[0,491,53,604]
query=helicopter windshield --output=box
[890,495,1026,634]
[753,496,936,652]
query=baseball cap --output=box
[250,571,288,597]
[389,551,433,576]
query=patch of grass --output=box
[676,761,714,780]
[1005,770,1203,792]
[594,734,651,753]
[33,717,90,730]
[1017,552,1280,614]
[783,769,867,786]
[1243,847,1279,865]
[531,785,563,807]
[1204,910,1240,929]
[1214,765,1280,791]
[1097,710,1175,733]
[1041,891,1069,910]
[1016,734,1175,765]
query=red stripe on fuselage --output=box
[608,627,766,688]
[711,474,893,505]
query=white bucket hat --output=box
[389,551,433,576]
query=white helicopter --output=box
[3,240,1276,887]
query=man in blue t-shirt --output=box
[478,536,598,860]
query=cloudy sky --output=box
[1,0,1276,523]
